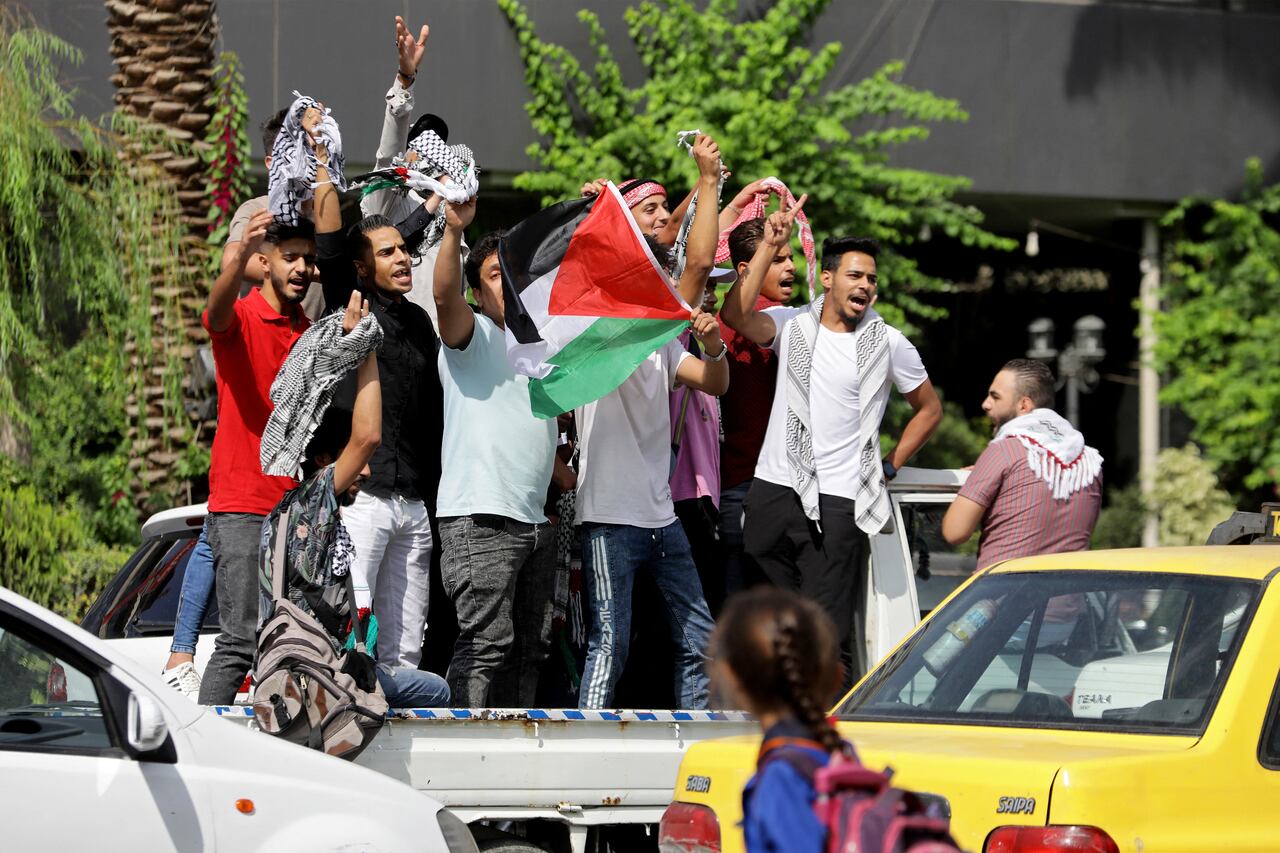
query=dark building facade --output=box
[31,0,1280,487]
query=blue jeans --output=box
[171,523,215,656]
[578,521,713,710]
[377,664,451,708]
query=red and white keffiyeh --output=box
[620,179,667,208]
[994,408,1104,501]
[714,177,816,291]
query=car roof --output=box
[888,467,968,493]
[987,546,1280,581]
[140,503,207,539]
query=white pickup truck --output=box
[80,467,968,853]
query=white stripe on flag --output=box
[506,263,596,379]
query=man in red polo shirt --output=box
[717,217,796,595]
[197,208,313,704]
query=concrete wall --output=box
[29,0,1280,204]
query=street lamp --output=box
[1026,318,1058,361]
[1026,315,1107,427]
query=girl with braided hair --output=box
[712,587,850,852]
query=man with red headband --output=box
[581,177,673,240]
[572,136,730,710]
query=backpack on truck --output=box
[762,737,962,853]
[252,515,388,761]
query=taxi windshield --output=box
[837,570,1260,735]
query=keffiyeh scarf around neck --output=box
[785,298,892,534]
[268,92,347,226]
[994,408,1103,500]
[715,177,816,291]
[260,311,384,478]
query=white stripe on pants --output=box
[584,535,615,708]
[341,491,433,668]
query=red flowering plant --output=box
[202,52,251,267]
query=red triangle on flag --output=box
[547,184,690,321]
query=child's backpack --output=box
[762,737,962,853]
[252,516,388,761]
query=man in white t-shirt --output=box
[575,135,730,710]
[432,197,575,706]
[720,200,942,685]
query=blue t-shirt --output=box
[741,723,830,853]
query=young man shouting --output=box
[721,200,942,685]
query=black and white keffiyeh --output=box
[267,91,347,226]
[406,130,478,203]
[260,311,383,478]
[348,130,479,254]
[785,298,893,534]
[994,409,1103,499]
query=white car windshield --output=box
[838,570,1260,735]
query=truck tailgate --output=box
[213,707,755,821]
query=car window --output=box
[0,622,113,752]
[840,570,1259,735]
[85,535,217,640]
[900,502,978,616]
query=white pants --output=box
[342,491,433,668]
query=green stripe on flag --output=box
[528,316,687,419]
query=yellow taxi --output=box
[659,545,1280,852]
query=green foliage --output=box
[0,13,193,615]
[0,459,127,619]
[498,0,1014,331]
[204,51,252,259]
[1149,445,1236,547]
[1090,482,1145,550]
[1090,446,1236,550]
[1156,159,1280,493]
[880,392,990,471]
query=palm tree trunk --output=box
[105,0,217,509]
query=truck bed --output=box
[211,706,756,827]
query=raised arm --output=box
[720,194,807,346]
[886,379,943,473]
[433,198,477,349]
[674,308,730,396]
[207,208,271,332]
[334,291,381,494]
[382,16,427,166]
[675,134,723,308]
[303,112,356,313]
[310,109,342,238]
[718,178,769,232]
[656,187,695,247]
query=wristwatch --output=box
[882,458,898,481]
[704,343,727,362]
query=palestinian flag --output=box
[500,182,692,419]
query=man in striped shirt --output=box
[942,359,1102,568]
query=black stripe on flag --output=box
[499,194,595,346]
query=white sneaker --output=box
[162,661,202,701]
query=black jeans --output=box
[198,512,266,705]
[742,480,870,693]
